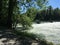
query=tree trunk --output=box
[7,0,17,29]
[0,0,3,25]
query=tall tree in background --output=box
[53,8,60,21]
[48,6,53,20]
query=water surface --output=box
[28,22,60,45]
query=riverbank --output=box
[16,22,60,45]
[0,27,53,45]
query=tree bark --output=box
[0,0,3,25]
[7,0,17,29]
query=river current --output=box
[28,22,60,45]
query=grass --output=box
[13,29,38,39]
[12,29,54,45]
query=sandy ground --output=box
[0,28,40,45]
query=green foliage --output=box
[36,0,48,7]
[13,29,46,40]
[13,29,37,39]
[57,44,60,45]
[26,0,31,3]
[0,0,48,28]
[0,0,8,26]
[19,0,48,12]
[26,7,38,21]
[48,42,54,45]
[35,6,60,22]
[20,15,32,29]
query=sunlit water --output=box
[27,22,60,45]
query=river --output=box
[27,22,60,45]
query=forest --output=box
[35,6,60,22]
[0,0,60,45]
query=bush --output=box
[48,42,54,45]
[20,15,32,29]
[13,30,37,40]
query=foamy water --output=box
[28,22,60,45]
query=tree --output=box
[20,15,32,29]
[0,0,48,29]
[7,0,17,29]
[47,6,53,21]
[0,0,3,25]
[18,0,48,28]
[0,0,8,26]
[53,8,60,21]
[26,7,38,21]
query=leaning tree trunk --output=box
[7,0,17,29]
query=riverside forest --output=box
[0,0,60,45]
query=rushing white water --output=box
[27,22,60,45]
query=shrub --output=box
[20,15,32,29]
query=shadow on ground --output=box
[0,26,49,45]
[0,27,34,45]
